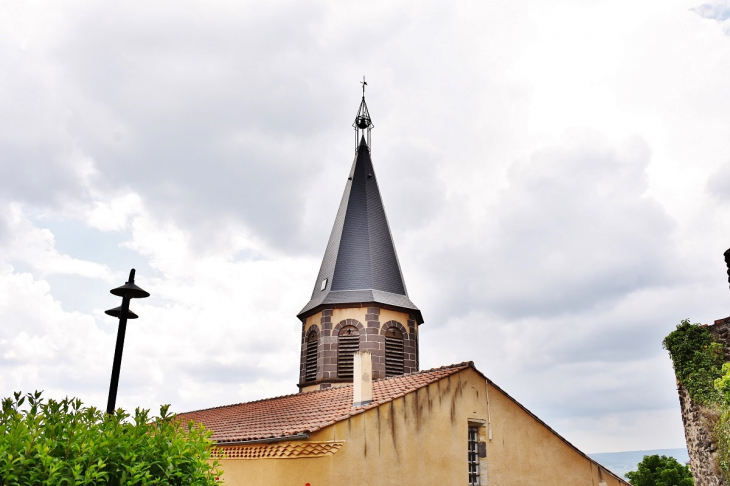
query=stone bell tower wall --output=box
[298,304,419,392]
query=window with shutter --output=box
[468,426,480,485]
[337,326,359,379]
[385,328,404,377]
[305,331,318,382]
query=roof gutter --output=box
[214,433,310,446]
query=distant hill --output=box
[589,448,690,478]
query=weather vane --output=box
[361,76,367,97]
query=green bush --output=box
[663,319,725,405]
[0,391,222,485]
[625,454,693,486]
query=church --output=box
[178,89,630,486]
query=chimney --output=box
[353,351,373,407]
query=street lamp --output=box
[105,268,150,414]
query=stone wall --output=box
[677,318,730,486]
[678,382,723,486]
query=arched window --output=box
[337,326,359,379]
[385,327,404,377]
[305,330,318,382]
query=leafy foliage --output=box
[663,319,725,405]
[0,391,222,485]
[715,363,730,405]
[715,406,730,480]
[714,363,730,479]
[625,454,693,486]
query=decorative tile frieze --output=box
[213,441,345,460]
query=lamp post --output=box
[105,268,150,414]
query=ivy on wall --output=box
[663,319,725,405]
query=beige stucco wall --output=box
[483,371,623,485]
[215,368,626,486]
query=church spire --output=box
[296,84,422,392]
[297,87,421,324]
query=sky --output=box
[2,0,730,454]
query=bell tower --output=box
[297,80,423,392]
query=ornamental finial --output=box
[353,77,373,150]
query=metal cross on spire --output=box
[361,76,367,97]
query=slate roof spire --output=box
[297,86,422,323]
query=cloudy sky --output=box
[3,0,730,454]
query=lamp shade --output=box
[110,282,150,299]
[105,306,139,319]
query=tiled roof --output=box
[177,361,629,485]
[176,363,469,444]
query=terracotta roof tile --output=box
[176,362,471,443]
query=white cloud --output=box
[1,204,112,280]
[0,265,109,397]
[85,194,143,232]
[693,1,730,22]
[1,0,730,454]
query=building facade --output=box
[178,91,630,485]
[179,363,628,486]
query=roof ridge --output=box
[175,386,335,415]
[373,361,472,382]
[177,362,473,416]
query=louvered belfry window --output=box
[305,331,318,382]
[337,326,359,379]
[385,328,404,377]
